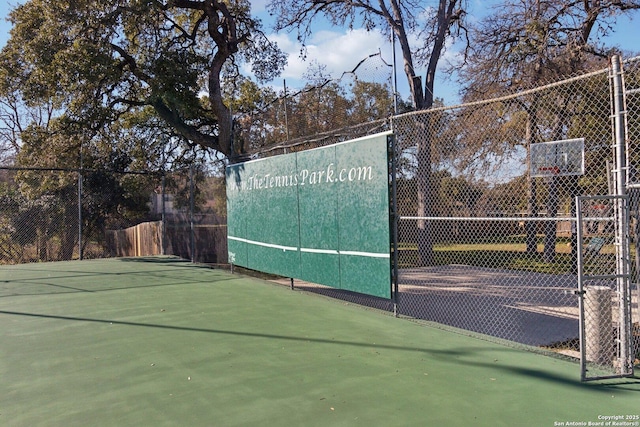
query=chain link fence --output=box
[1,168,83,263]
[623,55,640,377]
[576,194,633,379]
[0,166,227,265]
[393,66,613,349]
[394,57,637,376]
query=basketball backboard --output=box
[530,138,585,177]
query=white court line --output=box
[229,236,390,259]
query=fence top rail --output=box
[392,66,609,118]
[0,166,161,175]
[624,54,640,64]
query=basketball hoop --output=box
[537,166,560,175]
[530,138,585,178]
[537,166,561,184]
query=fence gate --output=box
[576,195,634,380]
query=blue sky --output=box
[1,0,638,104]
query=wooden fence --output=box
[106,221,163,257]
[106,221,228,264]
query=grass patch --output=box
[396,235,625,275]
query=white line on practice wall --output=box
[227,236,298,252]
[340,250,390,258]
[229,236,389,259]
[300,248,339,255]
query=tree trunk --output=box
[526,177,539,253]
[416,115,434,266]
[390,0,460,267]
[59,203,78,260]
[37,232,48,262]
[526,100,540,253]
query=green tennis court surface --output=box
[1,257,638,426]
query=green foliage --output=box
[1,0,287,156]
[350,81,394,123]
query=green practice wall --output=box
[226,131,392,299]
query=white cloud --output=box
[249,8,465,102]
[268,28,390,86]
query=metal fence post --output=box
[190,164,195,262]
[389,133,400,317]
[610,55,632,375]
[78,168,83,261]
[161,172,166,256]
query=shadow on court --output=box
[1,257,639,427]
[283,265,585,348]
[0,256,235,298]
[0,308,637,396]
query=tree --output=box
[228,58,398,153]
[0,56,55,165]
[268,0,466,111]
[268,0,468,265]
[287,81,351,139]
[458,0,640,262]
[222,75,283,152]
[1,0,287,159]
[459,0,640,98]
